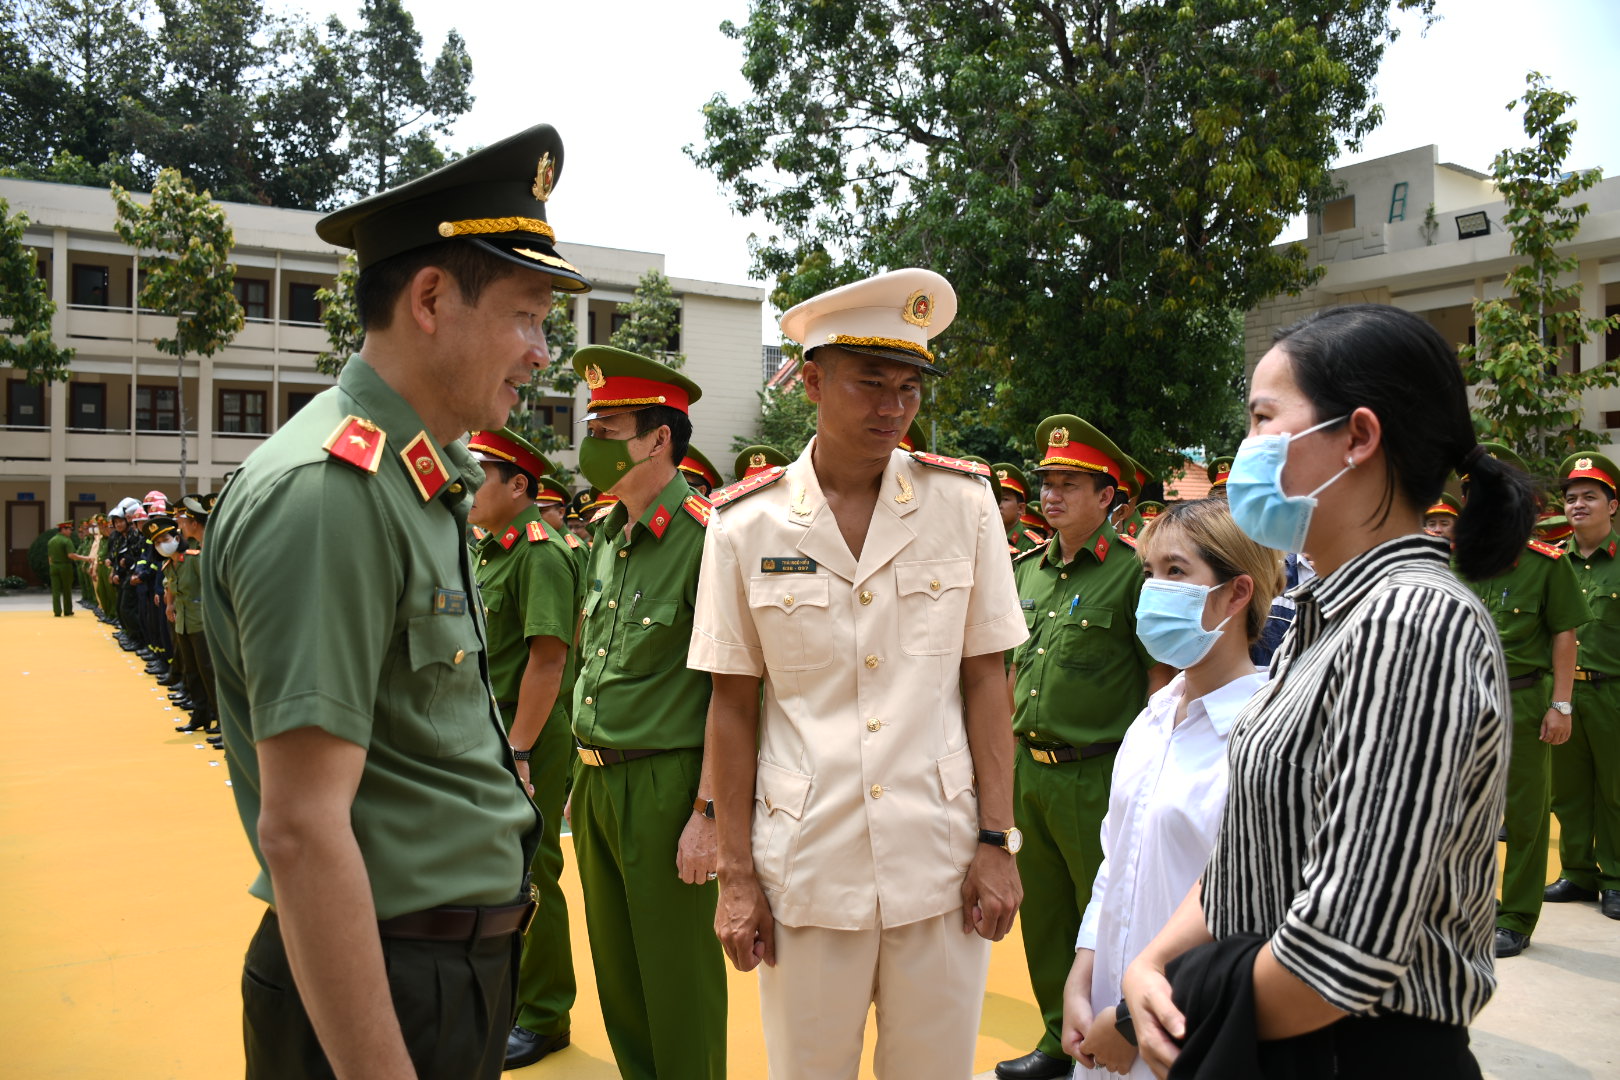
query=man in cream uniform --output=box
[690,268,1029,1078]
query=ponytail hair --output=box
[1275,304,1537,579]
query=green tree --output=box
[0,198,76,385]
[341,0,473,196]
[1461,73,1620,478]
[609,269,685,368]
[112,168,244,492]
[510,304,581,466]
[314,250,361,377]
[690,0,1432,477]
[736,379,818,459]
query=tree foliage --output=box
[509,302,582,469]
[0,197,75,385]
[314,251,362,377]
[609,269,686,369]
[737,379,819,459]
[691,0,1432,473]
[111,168,244,491]
[1461,73,1620,478]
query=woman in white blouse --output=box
[1060,498,1282,1077]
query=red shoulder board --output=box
[709,466,786,509]
[1526,538,1564,560]
[911,451,991,478]
[526,520,549,543]
[1022,529,1044,546]
[498,525,521,550]
[1118,533,1138,550]
[399,432,450,502]
[563,531,582,549]
[322,415,387,474]
[683,493,712,526]
[1014,543,1047,563]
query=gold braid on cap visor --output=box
[824,335,934,362]
[1041,456,1111,475]
[437,216,556,241]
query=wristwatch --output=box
[693,796,715,819]
[1551,700,1573,715]
[509,746,533,761]
[978,827,1023,854]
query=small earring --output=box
[1345,456,1356,468]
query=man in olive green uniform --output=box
[733,443,790,482]
[1205,453,1233,496]
[999,415,1166,1080]
[569,344,725,1080]
[1457,443,1588,955]
[168,496,218,736]
[465,427,582,1069]
[1551,453,1620,920]
[47,520,76,616]
[201,125,591,1080]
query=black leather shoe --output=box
[176,721,206,733]
[1494,928,1530,958]
[995,1050,1071,1079]
[504,1027,570,1069]
[1544,878,1599,903]
[1603,890,1620,920]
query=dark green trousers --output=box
[506,705,575,1038]
[49,565,74,615]
[241,908,518,1080]
[1553,679,1620,891]
[1498,678,1554,934]
[571,748,725,1080]
[1014,747,1114,1060]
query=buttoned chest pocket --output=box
[1589,588,1620,628]
[896,558,974,656]
[1055,606,1126,672]
[479,585,508,627]
[748,576,832,671]
[1492,595,1541,644]
[618,597,685,676]
[395,614,487,757]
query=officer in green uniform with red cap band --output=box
[1205,453,1233,495]
[1550,451,1620,920]
[1000,415,1170,1080]
[1455,442,1589,957]
[1424,491,1462,541]
[568,343,726,1080]
[202,122,584,1079]
[466,426,583,1069]
[680,446,723,496]
[47,520,76,616]
[995,462,1044,554]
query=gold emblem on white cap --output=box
[901,290,934,327]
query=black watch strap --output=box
[510,747,533,761]
[978,828,1009,848]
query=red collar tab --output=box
[646,504,672,539]
[323,415,387,474]
[497,525,521,549]
[1611,540,1618,558]
[400,433,451,502]
[683,493,713,526]
[1093,534,1110,562]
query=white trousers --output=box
[759,911,993,1080]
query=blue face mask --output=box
[1227,415,1353,553]
[1135,579,1232,669]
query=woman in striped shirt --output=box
[1121,305,1535,1078]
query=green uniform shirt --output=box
[170,547,205,634]
[202,356,539,920]
[1461,541,1589,677]
[1566,530,1620,676]
[1012,523,1151,745]
[47,533,74,567]
[573,471,710,750]
[474,502,582,713]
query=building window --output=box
[1321,196,1355,233]
[288,283,322,324]
[234,278,270,320]
[610,312,630,338]
[7,379,45,427]
[218,389,267,434]
[72,264,109,307]
[287,391,317,418]
[134,385,179,431]
[588,311,597,344]
[70,382,107,429]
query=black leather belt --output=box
[377,887,538,941]
[1507,671,1546,691]
[1574,670,1613,683]
[575,741,682,767]
[1024,740,1123,765]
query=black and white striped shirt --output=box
[1203,534,1508,1024]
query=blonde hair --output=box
[1138,499,1285,644]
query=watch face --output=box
[1006,827,1024,854]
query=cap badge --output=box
[1049,426,1070,449]
[532,153,555,202]
[1577,457,1594,471]
[1217,462,1230,477]
[996,469,1009,481]
[901,290,934,328]
[584,364,607,390]
[750,453,767,468]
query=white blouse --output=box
[1073,669,1267,1080]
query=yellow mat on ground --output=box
[0,611,1045,1078]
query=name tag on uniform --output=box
[433,587,468,615]
[1021,598,1036,611]
[761,557,818,574]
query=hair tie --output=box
[1459,445,1487,473]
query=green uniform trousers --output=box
[571,747,725,1080]
[1553,679,1620,892]
[49,565,75,616]
[96,563,114,616]
[506,705,576,1038]
[1498,677,1554,934]
[1014,747,1114,1060]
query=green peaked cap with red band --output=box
[1033,414,1127,487]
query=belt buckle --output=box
[577,746,604,767]
[520,883,539,935]
[1030,747,1057,765]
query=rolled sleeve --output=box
[963,482,1029,657]
[690,510,765,676]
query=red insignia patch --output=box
[1526,538,1564,560]
[1118,534,1138,550]
[647,504,671,539]
[322,414,387,474]
[709,466,786,508]
[1610,541,1617,558]
[399,432,450,502]
[1093,535,1110,562]
[911,451,991,478]
[563,531,582,549]
[526,520,547,543]
[683,493,712,526]
[499,525,520,550]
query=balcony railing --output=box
[63,305,329,355]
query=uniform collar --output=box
[480,503,542,556]
[1298,533,1450,622]
[785,439,920,586]
[1566,529,1620,560]
[1042,520,1116,568]
[338,357,483,508]
[605,470,693,543]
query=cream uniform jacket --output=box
[690,441,1028,931]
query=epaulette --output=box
[322,415,387,474]
[526,520,550,543]
[911,451,990,478]
[683,492,713,526]
[1526,538,1564,560]
[562,531,582,549]
[1014,543,1047,563]
[709,466,786,509]
[1118,533,1138,550]
[1022,529,1045,546]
